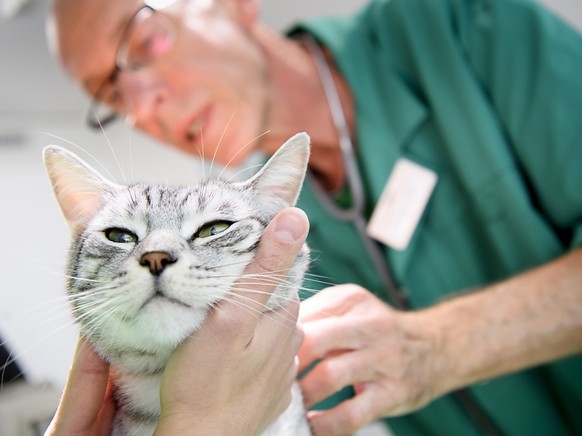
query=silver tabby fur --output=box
[43,133,312,435]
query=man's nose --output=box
[117,71,169,123]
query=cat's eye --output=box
[196,221,232,239]
[105,228,138,244]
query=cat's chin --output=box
[90,304,208,366]
[133,304,208,346]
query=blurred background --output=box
[0,0,580,434]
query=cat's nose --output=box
[139,251,176,276]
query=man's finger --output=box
[298,316,362,374]
[307,390,377,436]
[47,336,113,434]
[300,349,372,409]
[299,284,363,323]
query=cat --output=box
[43,132,312,436]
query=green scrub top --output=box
[292,0,582,434]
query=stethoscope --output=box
[304,34,410,310]
[303,34,502,435]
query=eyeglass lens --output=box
[87,7,176,129]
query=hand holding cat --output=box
[45,337,116,436]
[155,207,310,435]
[298,285,438,435]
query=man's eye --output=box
[105,228,138,243]
[196,221,232,238]
[127,26,173,68]
[101,85,123,108]
[142,32,172,58]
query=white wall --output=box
[260,0,367,30]
[1,0,581,393]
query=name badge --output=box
[367,158,437,251]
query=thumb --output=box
[215,207,309,326]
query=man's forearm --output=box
[419,246,582,395]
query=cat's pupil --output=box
[105,228,138,244]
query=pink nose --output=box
[139,251,176,276]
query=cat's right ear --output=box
[43,146,117,234]
[246,132,310,211]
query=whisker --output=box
[1,317,79,385]
[227,287,297,319]
[209,104,239,178]
[78,303,125,339]
[0,285,124,356]
[15,305,74,333]
[41,132,118,182]
[226,163,264,183]
[96,116,127,184]
[220,294,293,331]
[7,293,71,320]
[71,291,127,321]
[198,121,207,181]
[195,258,252,271]
[127,121,136,185]
[1,354,26,387]
[228,280,326,301]
[198,266,335,293]
[66,275,108,283]
[217,130,271,181]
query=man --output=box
[49,0,582,434]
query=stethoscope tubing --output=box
[305,34,407,309]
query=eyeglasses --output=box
[86,3,177,130]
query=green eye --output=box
[105,228,138,244]
[197,221,232,238]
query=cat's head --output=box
[43,133,310,370]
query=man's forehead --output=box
[53,0,143,91]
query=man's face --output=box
[54,0,270,166]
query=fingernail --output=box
[274,209,307,243]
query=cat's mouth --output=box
[140,290,192,310]
[180,107,209,146]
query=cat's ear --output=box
[247,132,310,210]
[43,146,118,234]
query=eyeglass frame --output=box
[85,4,159,130]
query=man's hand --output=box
[298,285,437,435]
[45,337,116,436]
[298,248,582,435]
[156,207,310,435]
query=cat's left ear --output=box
[43,146,119,234]
[246,132,310,210]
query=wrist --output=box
[414,283,535,395]
[154,412,255,436]
[395,309,453,404]
[413,296,486,396]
